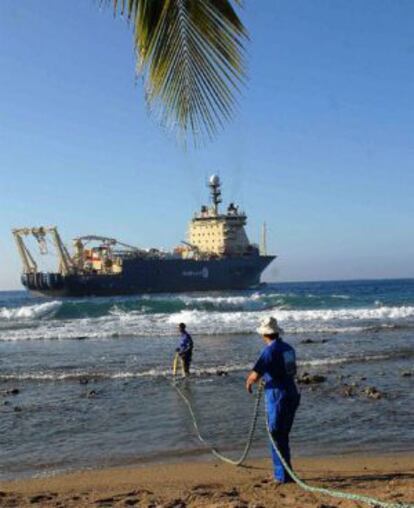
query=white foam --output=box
[0,363,250,381]
[166,305,414,335]
[0,301,62,321]
[178,292,281,311]
[0,351,402,382]
[300,354,389,367]
[0,304,413,341]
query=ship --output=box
[13,176,275,297]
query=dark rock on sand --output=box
[401,371,412,377]
[297,373,326,384]
[95,496,115,503]
[223,488,239,497]
[339,383,383,399]
[29,494,54,503]
[87,390,97,398]
[2,388,20,396]
[216,370,228,376]
[339,384,357,397]
[301,338,329,345]
[362,386,383,400]
[124,499,140,506]
[189,484,216,499]
[162,499,186,508]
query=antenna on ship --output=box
[209,174,222,215]
[260,222,267,255]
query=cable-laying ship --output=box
[13,176,275,297]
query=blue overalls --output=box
[177,331,193,374]
[253,339,300,482]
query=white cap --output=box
[257,316,283,336]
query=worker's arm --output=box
[246,370,261,394]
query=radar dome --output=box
[209,174,220,186]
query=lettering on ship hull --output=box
[182,267,209,278]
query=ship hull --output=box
[22,255,275,297]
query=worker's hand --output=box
[246,371,260,394]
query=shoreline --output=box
[4,444,414,483]
[1,452,413,507]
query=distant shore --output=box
[1,452,413,507]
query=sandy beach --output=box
[0,453,413,507]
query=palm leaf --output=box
[103,0,247,143]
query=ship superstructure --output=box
[183,175,251,258]
[13,176,275,296]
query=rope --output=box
[169,374,414,508]
[264,397,414,508]
[167,376,263,466]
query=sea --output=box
[0,279,413,480]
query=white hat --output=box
[257,316,283,336]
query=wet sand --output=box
[0,453,413,507]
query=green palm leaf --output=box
[104,0,247,143]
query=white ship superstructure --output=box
[184,175,253,258]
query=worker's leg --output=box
[270,429,292,482]
[266,389,285,481]
[181,355,191,376]
[275,393,300,482]
[267,390,299,483]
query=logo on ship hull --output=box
[182,267,209,279]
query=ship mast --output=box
[260,222,267,255]
[208,175,222,215]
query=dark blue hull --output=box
[21,255,275,297]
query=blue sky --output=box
[0,0,413,290]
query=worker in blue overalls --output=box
[176,323,194,376]
[246,317,300,483]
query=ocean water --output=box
[0,279,413,479]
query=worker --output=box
[246,317,300,483]
[176,323,194,376]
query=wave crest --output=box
[0,301,62,321]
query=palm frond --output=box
[103,0,247,144]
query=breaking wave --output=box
[0,301,62,321]
[0,291,373,324]
[0,303,413,341]
[1,282,414,342]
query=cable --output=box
[167,376,263,466]
[169,375,414,508]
